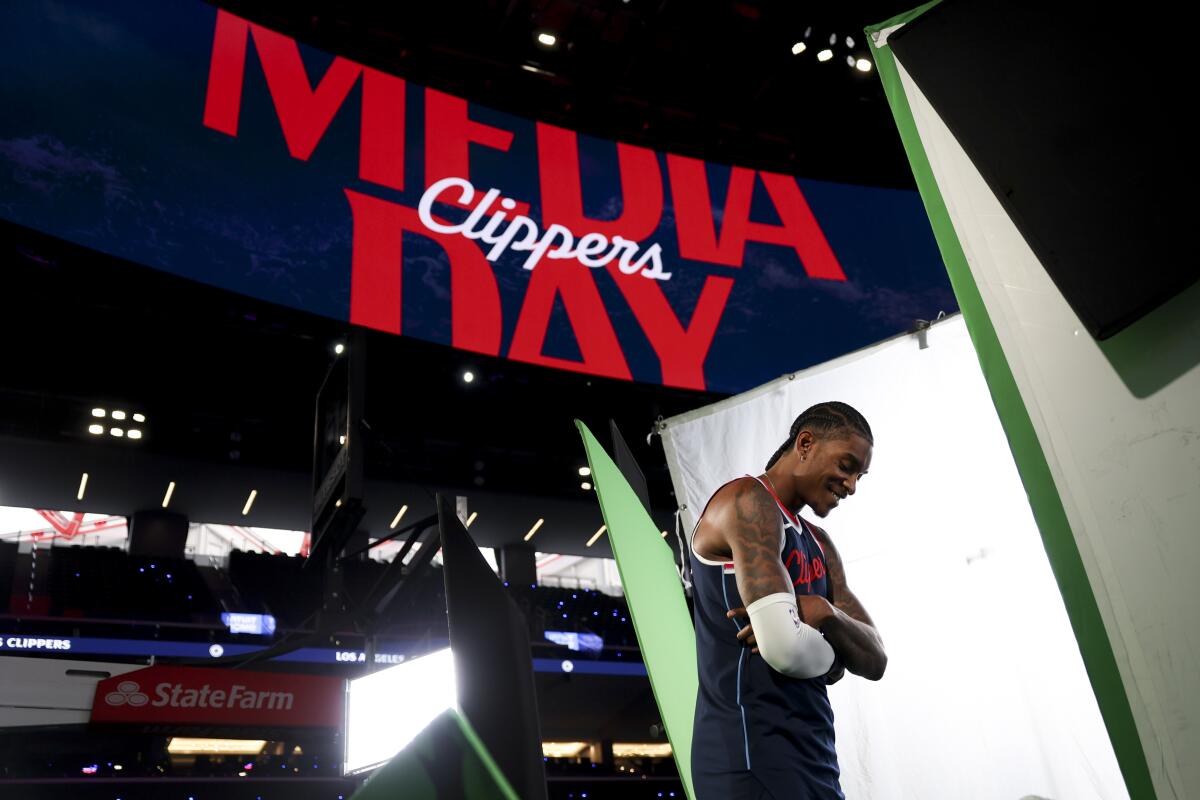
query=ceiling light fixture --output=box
[390,505,408,528]
[524,518,545,542]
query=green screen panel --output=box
[577,420,697,800]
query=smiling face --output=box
[791,430,873,517]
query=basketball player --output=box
[688,402,887,799]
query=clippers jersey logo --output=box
[785,545,826,590]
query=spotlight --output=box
[856,58,873,72]
[132,413,145,423]
[817,49,833,62]
[829,33,837,45]
[110,428,124,437]
[581,481,592,491]
[334,343,345,355]
[520,63,554,77]
[339,435,346,446]
[77,472,89,501]
[462,370,475,384]
[845,36,855,48]
[661,530,670,538]
[88,424,104,435]
[536,31,557,47]
[578,466,591,477]
[111,410,126,421]
[127,429,142,440]
[91,408,105,418]
[791,42,806,55]
[846,55,856,67]
[163,481,176,509]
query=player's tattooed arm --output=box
[726,479,793,606]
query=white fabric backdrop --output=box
[660,315,1126,800]
[895,52,1199,799]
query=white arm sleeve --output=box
[745,592,836,679]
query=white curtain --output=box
[660,315,1126,800]
[892,50,1200,799]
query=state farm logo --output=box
[102,680,296,711]
[105,680,149,707]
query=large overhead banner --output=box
[0,1,953,392]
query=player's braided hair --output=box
[764,402,873,470]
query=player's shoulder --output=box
[695,477,778,558]
[803,517,830,538]
[803,519,840,558]
[707,475,771,512]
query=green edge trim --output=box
[453,710,523,800]
[866,9,1157,800]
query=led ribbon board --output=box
[0,0,952,393]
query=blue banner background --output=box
[0,1,954,393]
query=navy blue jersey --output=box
[689,476,842,800]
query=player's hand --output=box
[725,607,758,653]
[797,595,834,629]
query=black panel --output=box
[890,0,1197,338]
[438,494,548,800]
[128,510,188,558]
[0,541,17,613]
[609,420,650,515]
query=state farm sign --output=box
[91,665,343,728]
